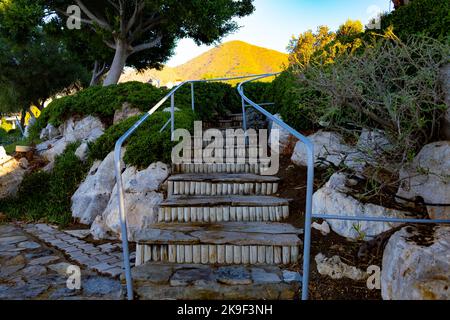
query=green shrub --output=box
[270,70,326,131]
[90,109,197,168]
[175,82,240,120]
[0,143,90,226]
[300,35,449,163]
[379,0,450,41]
[29,82,167,140]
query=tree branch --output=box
[131,35,163,54]
[75,0,112,31]
[126,0,146,33]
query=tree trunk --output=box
[90,61,109,86]
[103,39,129,86]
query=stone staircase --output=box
[128,114,303,300]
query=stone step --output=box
[132,222,302,266]
[171,161,271,174]
[158,196,290,223]
[168,174,280,196]
[129,263,301,300]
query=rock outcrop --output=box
[71,150,124,225]
[0,148,26,199]
[315,253,367,281]
[91,162,169,239]
[396,141,450,220]
[313,173,408,240]
[37,116,104,164]
[113,102,141,124]
[382,225,450,300]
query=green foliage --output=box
[270,70,326,131]
[288,21,365,68]
[30,82,167,140]
[44,0,256,84]
[379,0,450,41]
[0,1,89,115]
[175,82,240,119]
[0,143,90,226]
[90,109,197,168]
[279,34,449,164]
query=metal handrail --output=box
[237,73,315,301]
[238,74,450,301]
[114,73,279,300]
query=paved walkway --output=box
[0,223,125,300]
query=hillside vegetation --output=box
[120,41,288,85]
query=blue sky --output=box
[167,0,393,67]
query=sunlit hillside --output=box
[120,41,288,85]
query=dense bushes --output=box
[90,109,197,168]
[0,143,90,226]
[29,82,167,140]
[272,35,449,165]
[380,0,450,41]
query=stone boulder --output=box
[292,129,393,172]
[0,146,7,160]
[61,116,104,143]
[313,173,408,240]
[74,143,89,162]
[91,162,169,239]
[39,123,60,141]
[382,225,450,300]
[292,131,355,168]
[71,150,124,225]
[37,116,105,164]
[113,102,141,124]
[315,253,367,281]
[396,141,450,220]
[37,138,69,164]
[0,155,26,199]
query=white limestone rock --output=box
[0,157,26,199]
[92,162,169,239]
[313,173,408,240]
[71,149,124,224]
[61,116,104,144]
[39,123,60,141]
[382,225,450,300]
[315,253,367,281]
[312,221,331,235]
[396,141,450,220]
[113,102,141,124]
[292,131,355,168]
[38,116,105,167]
[0,146,8,162]
[74,143,89,162]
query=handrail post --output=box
[171,93,175,140]
[114,144,133,300]
[241,93,247,133]
[301,144,314,300]
[191,82,195,111]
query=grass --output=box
[0,143,91,227]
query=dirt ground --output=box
[276,156,383,300]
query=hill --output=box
[120,41,288,85]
